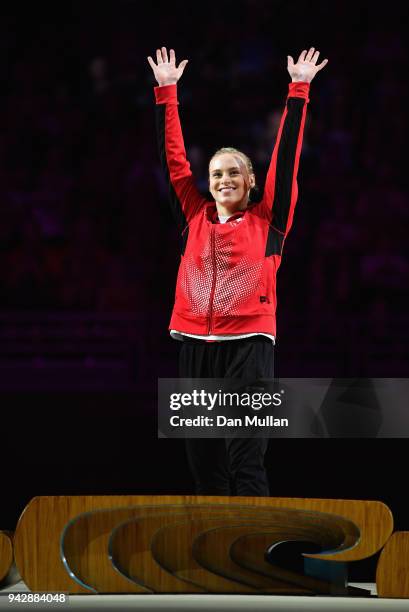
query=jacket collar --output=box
[206,203,252,224]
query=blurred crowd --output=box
[0,1,408,372]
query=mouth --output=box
[219,187,235,193]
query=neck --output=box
[216,200,248,217]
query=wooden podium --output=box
[5,495,407,597]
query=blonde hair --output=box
[210,147,254,175]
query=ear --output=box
[249,174,256,189]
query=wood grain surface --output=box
[67,506,323,593]
[194,524,341,594]
[0,531,14,582]
[0,530,20,587]
[151,515,316,593]
[13,495,393,593]
[111,511,305,592]
[376,531,409,598]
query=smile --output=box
[219,187,235,192]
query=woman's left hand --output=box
[287,47,328,83]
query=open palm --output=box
[147,47,188,86]
[287,47,328,83]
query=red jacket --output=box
[154,81,310,338]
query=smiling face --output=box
[209,153,255,213]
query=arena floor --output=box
[1,581,408,612]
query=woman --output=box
[148,47,328,496]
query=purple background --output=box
[0,1,408,582]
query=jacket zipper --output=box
[207,225,217,334]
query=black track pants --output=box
[179,336,274,497]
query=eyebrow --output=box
[210,167,240,173]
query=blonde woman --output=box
[148,47,328,496]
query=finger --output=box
[169,48,176,66]
[298,49,307,63]
[287,55,294,68]
[161,46,169,63]
[147,56,156,69]
[317,58,329,70]
[178,59,189,74]
[156,48,163,64]
[306,47,315,61]
[311,50,320,64]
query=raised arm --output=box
[259,47,328,237]
[148,48,206,233]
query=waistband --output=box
[182,335,273,346]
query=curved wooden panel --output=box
[0,530,21,588]
[194,524,339,594]
[14,495,393,593]
[65,509,204,593]
[194,527,304,592]
[63,506,280,593]
[62,508,151,594]
[110,512,207,593]
[376,531,409,598]
[0,531,16,584]
[36,503,280,593]
[152,518,263,593]
[111,512,298,593]
[151,510,357,594]
[231,531,338,594]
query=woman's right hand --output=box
[147,47,188,86]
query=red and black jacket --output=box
[154,81,310,338]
